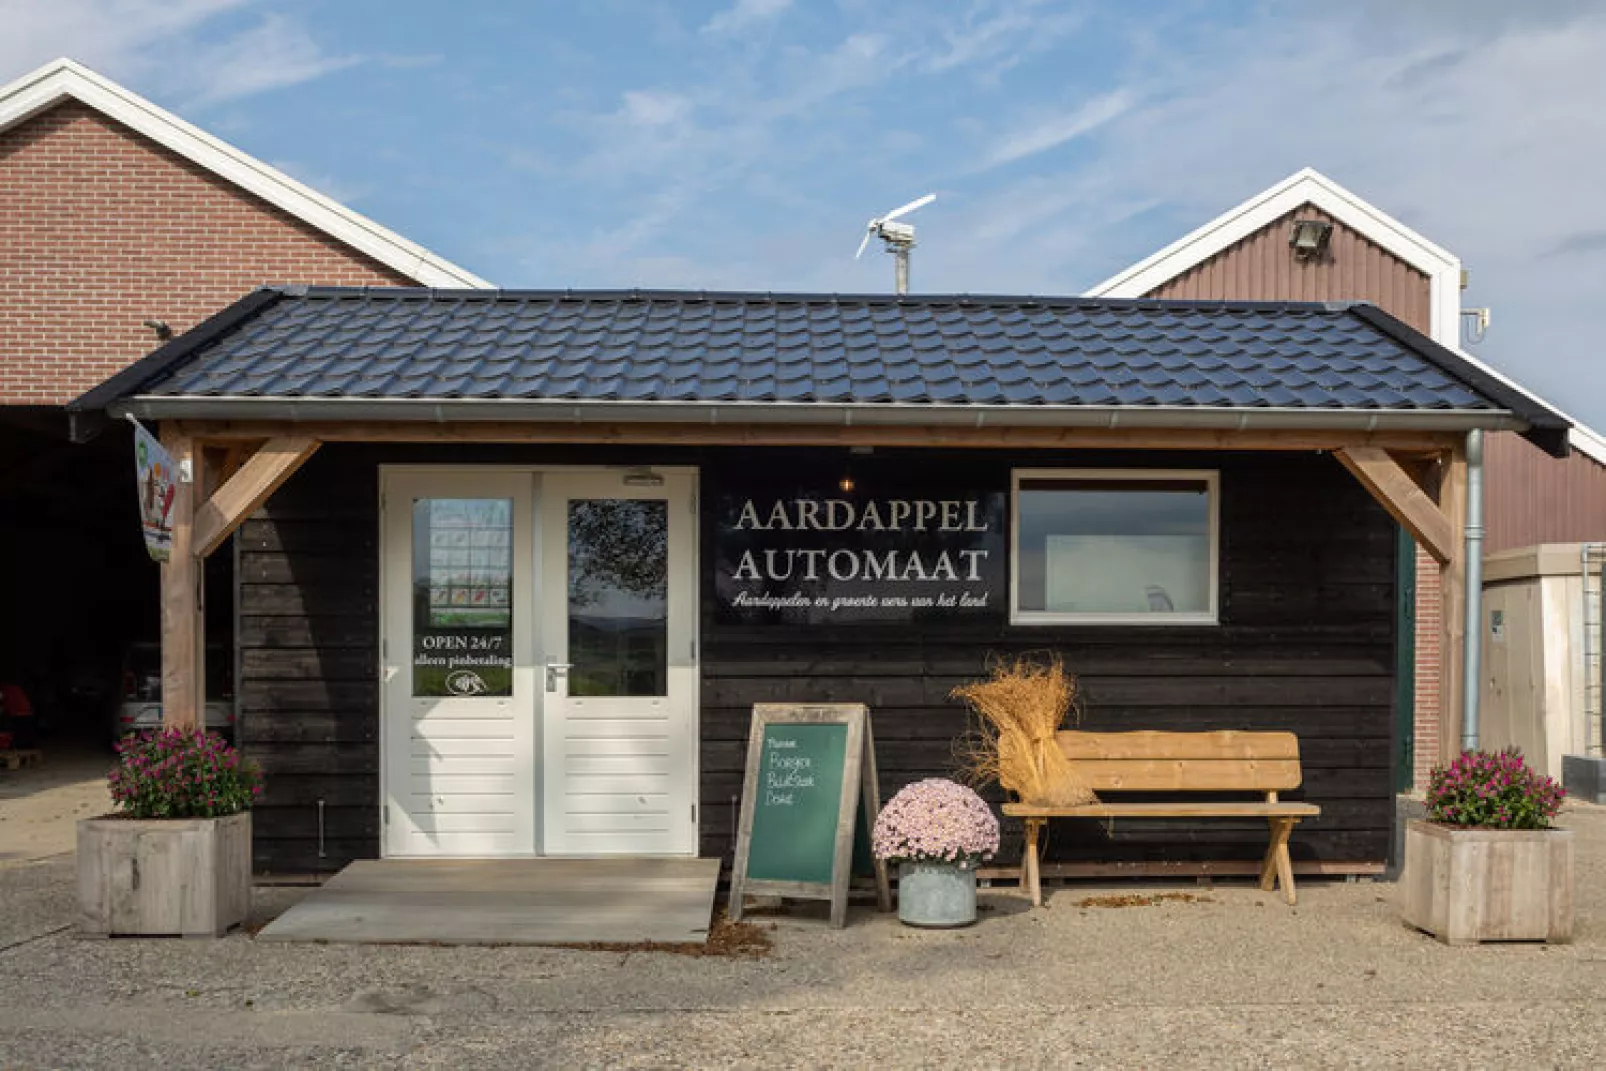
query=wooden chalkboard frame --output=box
[729,703,892,928]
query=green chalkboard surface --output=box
[729,703,891,928]
[745,722,849,884]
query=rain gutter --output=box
[109,396,1533,434]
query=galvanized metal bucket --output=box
[897,861,977,927]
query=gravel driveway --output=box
[2,804,1603,1068]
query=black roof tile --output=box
[72,288,1571,450]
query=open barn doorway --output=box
[0,411,233,757]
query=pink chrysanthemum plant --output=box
[872,778,1000,870]
[1426,747,1564,830]
[108,728,261,819]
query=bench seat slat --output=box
[1004,801,1321,819]
[1060,730,1300,762]
[1066,758,1303,792]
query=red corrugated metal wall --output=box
[1148,206,1432,325]
[1485,433,1606,552]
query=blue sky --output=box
[7,1,1606,424]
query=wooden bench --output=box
[1002,730,1320,906]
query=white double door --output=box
[380,467,698,858]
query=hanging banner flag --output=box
[131,419,177,562]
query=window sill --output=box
[1009,612,1220,627]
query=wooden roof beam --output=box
[192,436,320,558]
[169,419,1462,454]
[1335,445,1456,565]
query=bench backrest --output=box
[1056,730,1303,793]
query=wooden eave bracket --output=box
[1334,446,1455,565]
[192,437,320,557]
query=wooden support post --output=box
[158,428,203,731]
[1438,446,1468,766]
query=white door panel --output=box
[541,470,698,856]
[381,471,536,857]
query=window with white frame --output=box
[1011,470,1219,625]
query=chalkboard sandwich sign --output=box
[728,703,892,928]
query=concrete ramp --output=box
[257,857,720,946]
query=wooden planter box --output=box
[78,812,251,938]
[1399,819,1573,944]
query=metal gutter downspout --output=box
[1462,428,1485,751]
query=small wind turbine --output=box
[855,193,936,294]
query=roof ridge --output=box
[274,285,1373,313]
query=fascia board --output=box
[0,58,492,289]
[1439,339,1606,465]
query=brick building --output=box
[1088,169,1606,789]
[0,58,487,741]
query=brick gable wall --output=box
[0,101,413,405]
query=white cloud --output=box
[976,90,1134,171]
[0,0,242,74]
[701,0,792,37]
[171,13,359,107]
[620,89,692,127]
[0,0,357,110]
[923,1,1083,76]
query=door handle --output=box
[545,662,573,692]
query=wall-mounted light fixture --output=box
[1289,219,1333,261]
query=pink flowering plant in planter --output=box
[108,728,261,819]
[872,778,1000,869]
[1402,747,1573,944]
[1426,747,1564,830]
[81,728,260,937]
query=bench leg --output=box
[1258,818,1298,905]
[1023,818,1043,907]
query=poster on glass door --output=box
[412,497,514,697]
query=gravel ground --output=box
[1,804,1603,1068]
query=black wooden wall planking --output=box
[237,445,1396,874]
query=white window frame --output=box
[1009,468,1221,626]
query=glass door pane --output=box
[411,497,514,696]
[567,499,668,697]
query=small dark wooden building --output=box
[71,287,1569,880]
